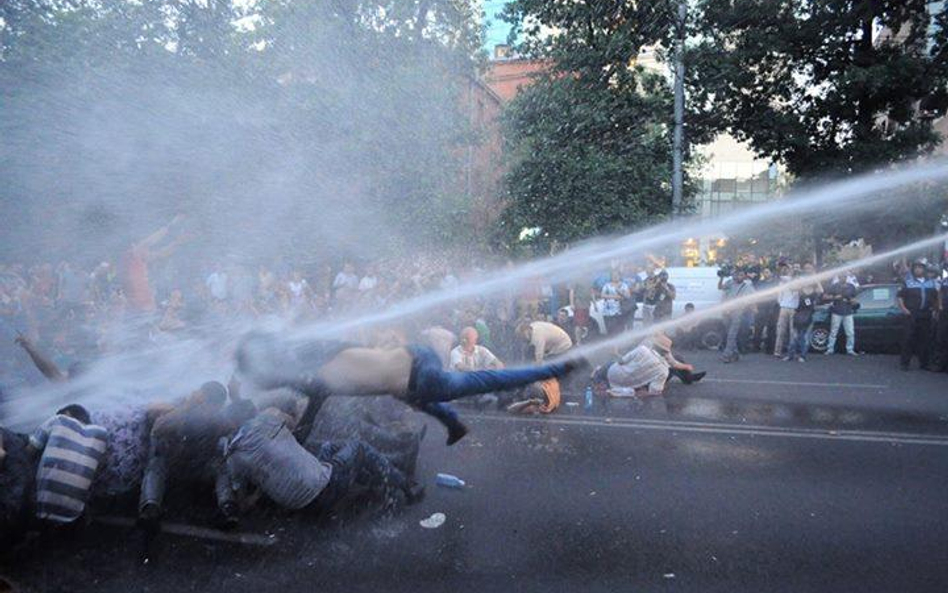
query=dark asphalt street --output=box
[4,353,948,592]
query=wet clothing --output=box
[31,415,107,523]
[306,440,410,512]
[607,345,669,395]
[404,344,569,407]
[92,408,151,497]
[225,412,333,510]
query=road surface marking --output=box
[702,378,889,389]
[475,414,948,447]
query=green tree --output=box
[497,0,701,251]
[0,0,487,260]
[688,0,948,250]
[689,0,948,177]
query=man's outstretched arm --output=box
[15,334,66,382]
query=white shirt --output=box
[449,345,501,372]
[607,345,669,395]
[777,276,799,309]
[529,321,573,362]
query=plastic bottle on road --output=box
[436,473,466,489]
[584,385,594,412]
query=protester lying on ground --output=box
[138,381,254,524]
[505,378,561,415]
[28,404,107,525]
[221,397,423,520]
[237,332,580,446]
[307,396,424,479]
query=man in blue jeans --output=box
[825,276,859,355]
[718,268,756,363]
[237,332,579,446]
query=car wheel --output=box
[809,326,830,353]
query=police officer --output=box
[896,261,941,371]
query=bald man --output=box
[450,327,503,372]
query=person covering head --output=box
[30,408,107,523]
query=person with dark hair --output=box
[236,331,579,446]
[138,381,252,524]
[897,261,941,371]
[27,405,107,524]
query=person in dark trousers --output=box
[897,261,941,371]
[785,283,818,362]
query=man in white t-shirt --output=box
[450,327,503,372]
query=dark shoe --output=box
[690,371,706,383]
[446,421,469,446]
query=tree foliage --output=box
[497,0,699,251]
[0,0,485,261]
[688,0,948,178]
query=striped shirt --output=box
[30,414,108,523]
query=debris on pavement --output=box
[420,513,446,529]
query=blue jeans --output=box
[786,325,810,359]
[405,345,570,406]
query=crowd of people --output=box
[1,216,946,551]
[712,257,947,371]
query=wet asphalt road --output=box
[5,353,948,592]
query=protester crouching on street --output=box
[28,404,107,527]
[220,397,423,520]
[897,261,941,371]
[138,382,253,525]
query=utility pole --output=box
[671,0,687,217]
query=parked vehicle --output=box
[808,283,904,353]
[581,267,726,347]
